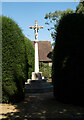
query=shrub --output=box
[24,37,35,79]
[39,62,52,80]
[52,13,84,105]
[2,16,27,103]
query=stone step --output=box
[25,86,53,93]
[24,80,53,93]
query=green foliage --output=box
[76,1,84,14]
[0,16,2,103]
[2,16,27,103]
[45,9,74,41]
[24,37,35,79]
[0,16,2,80]
[52,13,84,105]
[39,62,52,79]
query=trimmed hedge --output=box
[2,16,27,103]
[52,13,84,105]
[0,16,2,103]
[24,37,35,79]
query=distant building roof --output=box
[32,41,52,62]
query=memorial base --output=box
[25,79,53,93]
[25,71,53,93]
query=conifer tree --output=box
[2,16,27,103]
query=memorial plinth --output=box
[32,72,42,80]
[25,20,53,93]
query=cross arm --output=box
[29,26,35,29]
[37,26,43,29]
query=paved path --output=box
[1,92,84,120]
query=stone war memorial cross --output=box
[29,20,43,80]
[25,20,53,93]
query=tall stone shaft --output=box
[35,41,39,73]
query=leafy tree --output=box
[39,62,52,80]
[24,37,35,79]
[2,16,27,103]
[45,8,74,41]
[76,1,84,14]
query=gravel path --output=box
[0,92,84,120]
